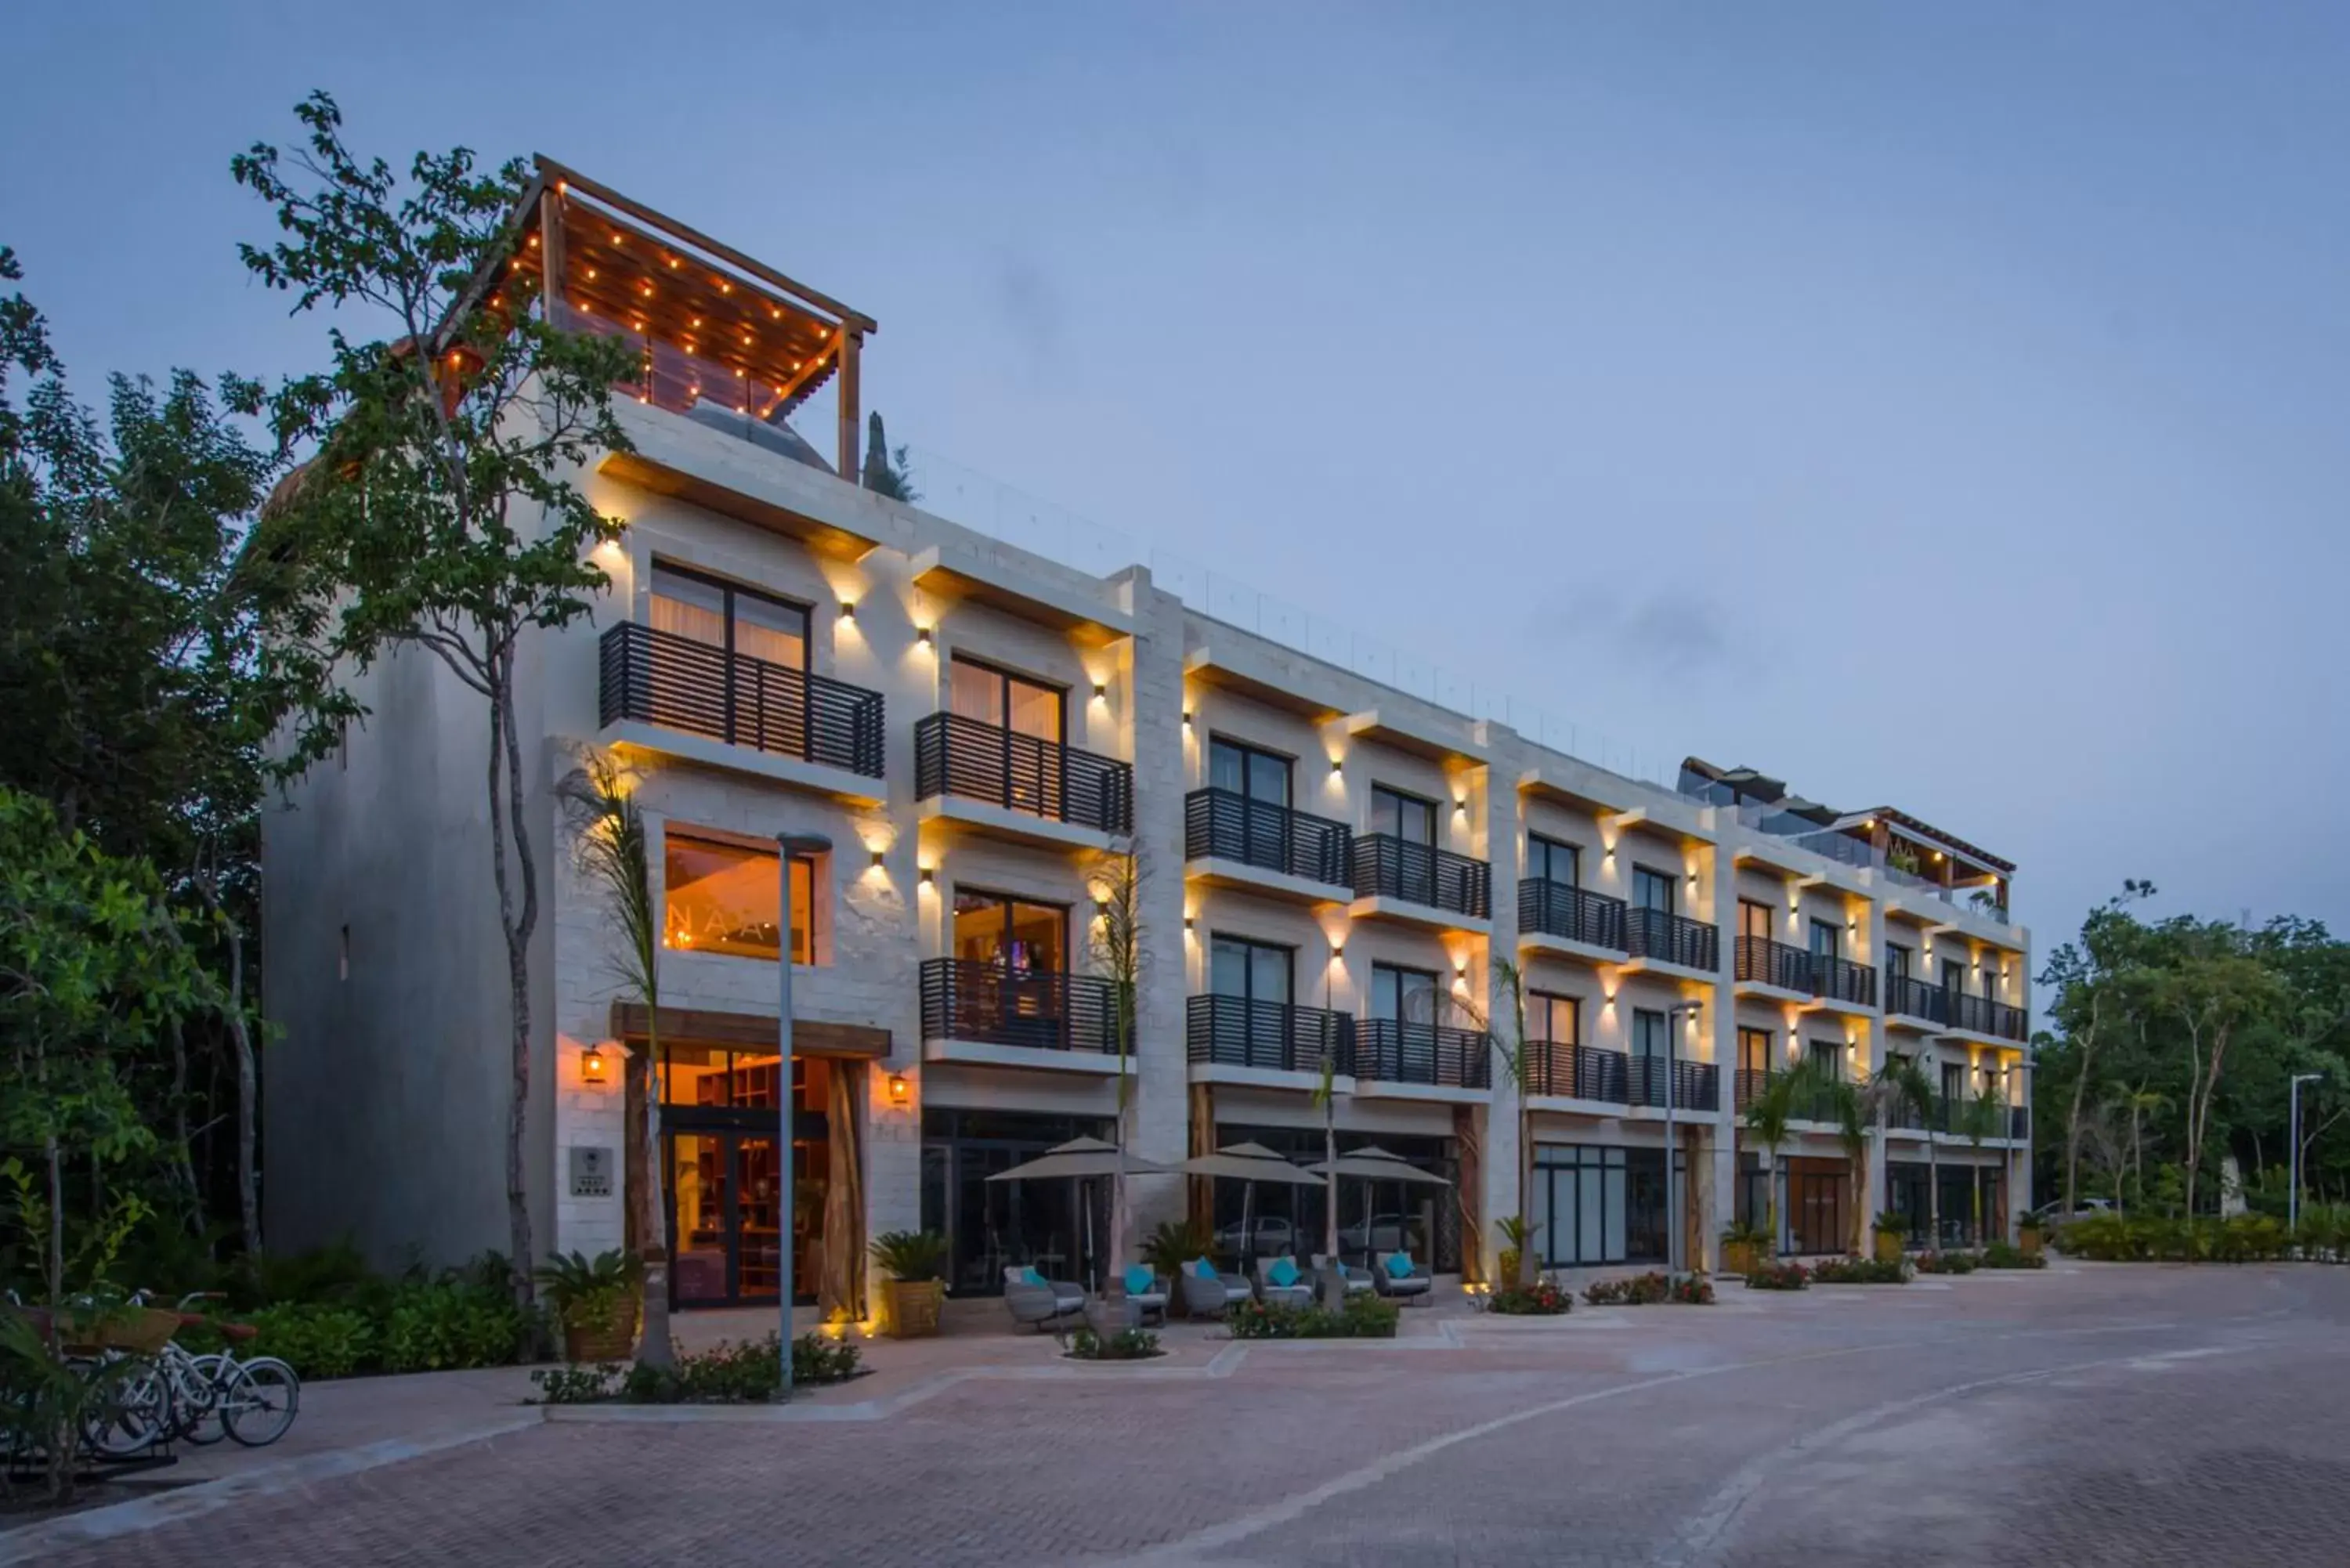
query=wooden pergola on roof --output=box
[513,157,879,480]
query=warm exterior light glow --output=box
[919,866,935,886]
[839,601,856,620]
[888,1071,909,1104]
[916,625,935,645]
[870,849,886,869]
[1092,683,1108,700]
[1181,710,1193,728]
[1329,758,1343,775]
[580,1045,610,1085]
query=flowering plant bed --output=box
[1668,1273,1716,1305]
[528,1332,862,1404]
[1742,1261,1810,1291]
[1810,1255,1911,1284]
[1914,1251,1978,1275]
[1226,1295,1400,1339]
[1488,1280,1571,1315]
[1066,1325,1162,1360]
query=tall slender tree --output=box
[234,94,638,1303]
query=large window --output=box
[1738,1026,1773,1077]
[951,891,1066,974]
[1810,919,1841,960]
[1886,942,1914,981]
[663,831,815,963]
[1807,1038,1846,1080]
[1528,991,1579,1046]
[1370,962,1441,1025]
[1208,737,1291,806]
[1527,833,1579,887]
[1529,1146,1683,1266]
[1369,784,1437,845]
[921,1109,1110,1296]
[949,656,1062,741]
[1739,899,1773,942]
[1632,1007,1669,1061]
[651,562,808,670]
[1209,934,1292,1007]
[1632,865,1676,916]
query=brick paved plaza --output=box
[25,1263,2350,1567]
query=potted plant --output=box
[1871,1211,1910,1265]
[535,1248,641,1364]
[869,1230,949,1339]
[1719,1220,1765,1278]
[2017,1213,2044,1258]
[1495,1215,1535,1289]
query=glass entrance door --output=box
[666,1128,813,1306]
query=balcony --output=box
[1623,907,1719,976]
[1734,934,1813,995]
[1524,1042,1631,1103]
[598,622,885,795]
[914,713,1133,840]
[1734,1068,1840,1124]
[1355,1019,1492,1093]
[1628,1057,1721,1113]
[919,959,1123,1071]
[1350,835,1491,929]
[1946,991,2029,1042]
[1883,972,1950,1028]
[1186,995,1353,1078]
[1183,788,1352,901]
[1807,952,1877,1010]
[1517,881,1629,959]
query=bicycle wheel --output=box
[222,1357,300,1447]
[179,1353,232,1445]
[79,1359,166,1458]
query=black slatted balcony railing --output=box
[1356,1019,1492,1089]
[1524,1042,1629,1102]
[1733,1068,1839,1123]
[1810,952,1877,1008]
[1517,880,1629,952]
[1625,906,1718,972]
[1736,934,1813,992]
[913,713,1133,834]
[1350,835,1491,919]
[1628,1056,1721,1113]
[1185,995,1354,1075]
[919,959,1119,1055]
[1884,973,1950,1025]
[599,622,884,778]
[1183,788,1351,886]
[1947,991,2030,1042]
[1735,1068,1772,1111]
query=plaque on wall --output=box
[568,1144,615,1199]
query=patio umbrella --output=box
[1305,1145,1454,1266]
[1175,1142,1326,1270]
[986,1137,1170,1290]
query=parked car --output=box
[1212,1216,1296,1258]
[1337,1214,1416,1254]
[2030,1198,2113,1226]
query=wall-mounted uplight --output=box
[1330,943,1345,961]
[918,866,935,887]
[1184,915,1196,931]
[1329,758,1343,776]
[1453,797,1468,814]
[1182,710,1194,729]
[1091,683,1108,701]
[870,848,887,869]
[837,599,857,620]
[915,625,935,645]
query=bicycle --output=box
[79,1293,301,1454]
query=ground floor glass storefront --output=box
[1530,1144,1686,1267]
[921,1109,1112,1297]
[1209,1125,1461,1274]
[659,1046,844,1308]
[1889,1162,2007,1248]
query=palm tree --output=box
[1741,1053,1834,1257]
[1834,1070,1909,1255]
[1089,848,1144,1303]
[1459,956,1538,1286]
[1878,1053,1941,1247]
[1956,1083,2008,1245]
[558,752,673,1370]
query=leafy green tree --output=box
[1741,1053,1834,1256]
[1877,1052,1940,1243]
[233,93,638,1303]
[1955,1084,2007,1244]
[558,752,672,1371]
[1087,847,1144,1305]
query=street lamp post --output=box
[1665,1001,1705,1274]
[2290,1071,2323,1236]
[774,831,833,1402]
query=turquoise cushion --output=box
[1123,1263,1155,1296]
[1021,1266,1047,1287]
[1268,1257,1300,1289]
[1192,1257,1216,1281]
[1383,1252,1415,1281]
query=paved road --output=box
[41,1265,2350,1566]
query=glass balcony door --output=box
[949,657,1067,818]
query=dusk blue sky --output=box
[7,3,2345,970]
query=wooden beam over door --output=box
[610,1001,889,1060]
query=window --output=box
[1738,1026,1773,1077]
[951,891,1067,974]
[1369,784,1437,845]
[1369,963,1441,1025]
[1528,992,1579,1046]
[1940,957,1966,995]
[1809,919,1841,960]
[1739,899,1773,942]
[949,656,1062,741]
[1208,737,1291,807]
[652,563,808,670]
[664,832,815,963]
[1632,1007,1669,1060]
[1887,942,1913,981]
[1527,833,1580,887]
[1941,1061,1965,1104]
[1807,1039,1846,1080]
[1632,865,1676,916]
[1209,935,1292,1008]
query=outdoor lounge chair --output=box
[1180,1259,1251,1319]
[1312,1254,1376,1297]
[1253,1255,1315,1310]
[1121,1264,1170,1325]
[1372,1252,1433,1305]
[1003,1266,1086,1331]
